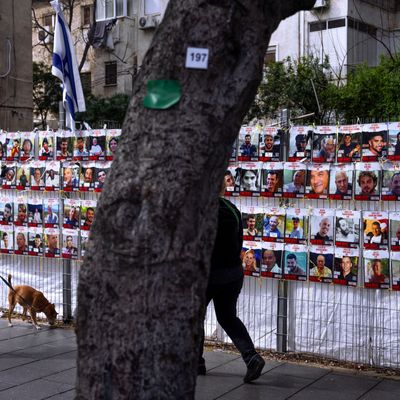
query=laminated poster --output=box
[333,247,359,286]
[14,225,28,255]
[56,130,74,161]
[282,162,306,198]
[287,126,312,162]
[28,226,44,256]
[44,227,60,258]
[238,126,259,161]
[29,160,46,191]
[63,198,80,230]
[239,162,261,196]
[80,229,90,258]
[73,131,90,161]
[44,161,61,191]
[260,241,283,279]
[337,124,362,163]
[241,205,263,241]
[38,131,54,160]
[16,163,31,190]
[354,162,381,201]
[229,138,237,162]
[105,129,121,161]
[262,207,285,243]
[94,161,111,193]
[309,245,334,284]
[363,249,389,289]
[1,162,17,189]
[312,125,337,163]
[61,228,79,259]
[43,198,60,228]
[0,196,13,225]
[362,123,388,161]
[329,163,354,200]
[6,131,20,161]
[334,210,360,248]
[224,163,240,196]
[14,197,27,226]
[261,162,283,198]
[363,211,388,250]
[305,163,330,199]
[390,251,400,291]
[0,224,14,254]
[381,161,400,201]
[81,200,96,231]
[62,161,80,191]
[20,131,35,162]
[389,212,400,251]
[310,208,334,246]
[284,208,308,245]
[284,244,307,281]
[387,122,400,161]
[79,161,95,192]
[241,241,262,277]
[259,127,282,161]
[27,198,43,227]
[88,129,106,160]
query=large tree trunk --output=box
[76,1,315,398]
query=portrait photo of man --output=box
[309,252,333,281]
[239,133,258,158]
[333,254,358,285]
[383,171,400,198]
[332,170,353,196]
[284,253,306,276]
[263,215,283,239]
[259,130,281,160]
[283,168,305,195]
[365,258,389,286]
[335,217,358,244]
[364,220,388,246]
[337,132,361,161]
[307,168,329,196]
[45,232,60,257]
[242,213,262,238]
[363,130,387,159]
[263,169,282,194]
[310,214,334,244]
[356,169,379,196]
[260,249,282,275]
[313,135,336,163]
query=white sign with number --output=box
[185,47,209,70]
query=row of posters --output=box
[242,241,399,290]
[0,129,121,161]
[225,161,400,201]
[234,122,400,163]
[0,160,111,192]
[240,207,400,251]
[0,224,89,260]
[0,197,96,231]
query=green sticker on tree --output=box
[143,80,182,109]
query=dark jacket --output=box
[209,198,244,285]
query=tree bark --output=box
[76,1,315,399]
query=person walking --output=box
[198,176,265,382]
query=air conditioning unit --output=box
[313,0,328,9]
[138,15,160,30]
[38,26,53,44]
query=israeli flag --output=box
[51,0,86,131]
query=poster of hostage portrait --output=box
[363,211,388,250]
[14,198,28,226]
[390,212,400,251]
[381,163,400,201]
[311,126,337,163]
[73,132,90,160]
[28,227,43,256]
[362,123,388,161]
[387,122,400,161]
[241,206,263,240]
[44,161,60,191]
[20,131,35,162]
[6,132,20,161]
[0,225,14,253]
[224,164,240,196]
[259,127,282,161]
[80,200,96,230]
[284,244,307,281]
[363,249,390,289]
[27,198,43,227]
[309,245,334,283]
[16,164,30,190]
[80,229,90,259]
[305,163,330,199]
[30,161,46,191]
[62,161,81,191]
[390,251,400,291]
[263,208,285,242]
[63,199,80,229]
[241,241,261,277]
[38,131,54,160]
[88,130,106,160]
[288,126,312,162]
[260,242,283,279]
[239,163,261,196]
[282,162,306,198]
[0,197,13,225]
[106,130,121,160]
[14,225,28,255]
[284,207,308,244]
[44,227,60,258]
[229,138,237,162]
[44,198,60,228]
[80,162,95,191]
[337,125,362,163]
[56,131,74,161]
[333,247,359,286]
[335,210,360,248]
[354,162,381,201]
[94,161,111,193]
[238,126,259,161]
[61,228,79,259]
[329,164,353,200]
[1,162,17,189]
[261,162,283,197]
[310,208,334,246]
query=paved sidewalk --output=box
[0,319,399,399]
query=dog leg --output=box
[8,296,16,327]
[22,307,27,321]
[30,310,41,330]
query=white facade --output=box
[269,0,400,79]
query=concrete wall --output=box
[0,0,33,131]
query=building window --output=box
[81,5,92,26]
[96,0,137,20]
[105,62,117,86]
[309,21,327,32]
[328,18,346,29]
[265,46,277,64]
[81,72,92,96]
[42,14,55,27]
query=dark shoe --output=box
[198,363,206,375]
[243,354,265,383]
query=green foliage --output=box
[336,55,400,122]
[246,56,337,124]
[33,62,61,128]
[76,94,130,128]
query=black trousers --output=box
[199,276,257,366]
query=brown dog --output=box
[7,274,58,330]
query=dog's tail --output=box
[8,274,12,287]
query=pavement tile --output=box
[204,350,241,371]
[289,372,381,400]
[44,389,76,399]
[268,362,331,380]
[43,368,76,386]
[0,354,36,371]
[359,379,400,400]
[0,378,74,400]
